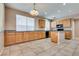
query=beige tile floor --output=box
[1,38,79,56]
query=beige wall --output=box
[0,3,4,50]
[5,7,35,30]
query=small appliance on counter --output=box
[56,24,64,31]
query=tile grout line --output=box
[53,44,68,56]
[72,46,78,56]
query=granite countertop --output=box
[50,29,72,32]
[5,30,48,32]
[5,30,71,32]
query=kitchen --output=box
[0,3,79,56]
[4,6,73,46]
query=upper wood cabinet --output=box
[51,21,57,29]
[51,18,71,29]
[38,19,45,28]
[57,19,71,28]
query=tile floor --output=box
[1,38,79,56]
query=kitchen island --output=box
[50,30,72,43]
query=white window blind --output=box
[16,14,35,31]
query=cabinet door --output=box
[38,32,41,39]
[28,32,34,41]
[16,32,23,43]
[39,32,42,39]
[23,32,29,41]
[43,32,45,38]
[62,19,71,27]
[4,31,16,46]
[65,32,72,39]
[31,32,35,40]
[50,32,58,43]
[35,32,40,39]
[38,19,45,28]
[58,19,71,28]
[34,32,38,39]
[40,32,45,39]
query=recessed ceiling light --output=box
[63,3,66,6]
[52,16,56,19]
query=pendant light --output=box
[30,3,39,16]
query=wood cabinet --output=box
[38,19,45,28]
[23,32,29,41]
[37,32,44,39]
[4,31,45,46]
[57,19,71,28]
[50,32,58,43]
[29,32,35,41]
[4,31,16,46]
[16,32,23,43]
[34,32,38,39]
[38,32,41,39]
[51,19,71,29]
[34,32,39,39]
[40,32,45,38]
[65,31,72,39]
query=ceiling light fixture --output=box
[52,16,56,19]
[30,3,39,16]
[63,3,66,6]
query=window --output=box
[16,14,35,31]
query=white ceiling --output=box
[5,3,79,19]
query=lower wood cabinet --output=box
[50,31,72,43]
[4,31,45,46]
[23,32,29,41]
[40,32,45,38]
[4,31,16,46]
[29,32,35,41]
[34,32,38,39]
[65,31,72,39]
[50,32,58,43]
[16,32,23,43]
[38,32,41,39]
